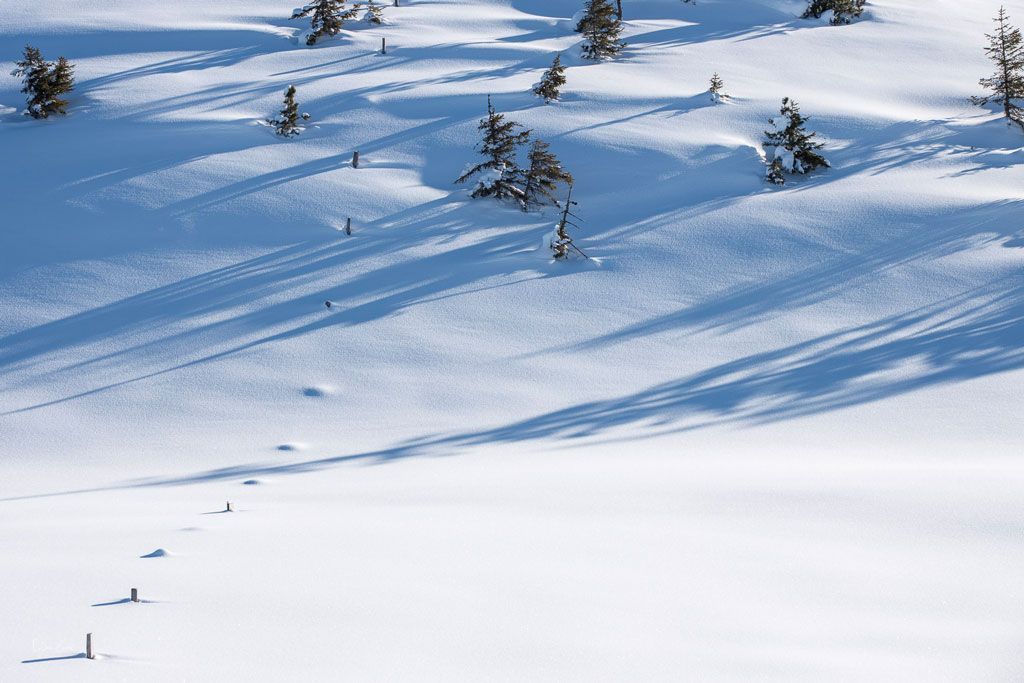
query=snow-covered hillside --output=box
[1,0,1022,679]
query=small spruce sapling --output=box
[520,139,573,210]
[578,0,626,60]
[268,85,310,136]
[11,46,74,119]
[533,54,567,102]
[972,6,1024,131]
[548,184,587,260]
[47,58,75,114]
[709,72,727,103]
[292,0,358,45]
[456,96,531,202]
[11,46,50,117]
[762,97,828,185]
[802,0,865,26]
[363,2,384,24]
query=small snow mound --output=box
[303,385,336,397]
[141,548,171,558]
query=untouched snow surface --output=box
[1,0,1022,680]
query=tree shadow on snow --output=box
[3,267,1021,504]
[0,194,565,416]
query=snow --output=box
[1,0,1023,680]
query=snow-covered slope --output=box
[1,0,1022,680]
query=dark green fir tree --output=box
[578,0,625,60]
[972,6,1024,131]
[763,97,828,185]
[11,46,74,119]
[802,0,866,25]
[268,85,310,136]
[456,96,531,202]
[292,0,358,45]
[520,139,573,209]
[709,72,727,102]
[533,54,567,102]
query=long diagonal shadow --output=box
[3,279,1020,503]
[22,653,86,664]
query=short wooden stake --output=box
[352,150,360,168]
[225,501,233,512]
[131,587,139,603]
[345,217,352,235]
[86,633,94,659]
[381,37,387,54]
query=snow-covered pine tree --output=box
[533,54,567,102]
[456,96,531,202]
[765,157,786,186]
[520,139,573,210]
[551,220,572,259]
[762,97,828,185]
[549,184,586,259]
[268,85,310,136]
[578,0,625,60]
[709,72,727,102]
[802,0,865,25]
[972,6,1024,131]
[11,46,74,119]
[292,0,358,45]
[363,2,384,24]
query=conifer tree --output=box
[48,57,75,112]
[709,72,727,102]
[549,184,587,260]
[268,85,310,137]
[456,96,531,202]
[11,46,74,119]
[765,156,786,186]
[972,6,1024,131]
[363,1,384,24]
[11,46,50,117]
[520,139,573,209]
[802,0,865,25]
[533,54,567,102]
[292,0,358,45]
[762,97,828,185]
[551,218,572,259]
[578,0,625,60]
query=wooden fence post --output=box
[131,588,139,603]
[345,218,352,235]
[382,37,387,54]
[225,501,233,512]
[352,151,360,168]
[86,633,94,659]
